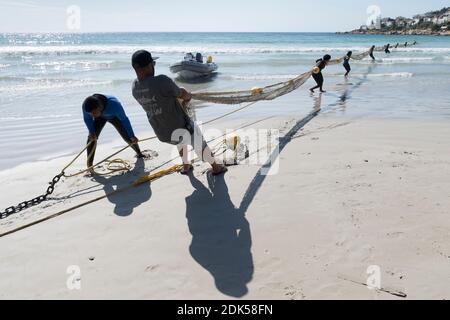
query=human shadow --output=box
[185,173,253,298]
[185,98,324,298]
[93,158,152,217]
[184,106,318,297]
[185,66,378,297]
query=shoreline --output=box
[2,110,449,176]
[338,30,450,36]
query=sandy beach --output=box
[1,112,449,300]
[2,0,450,308]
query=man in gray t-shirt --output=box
[132,73,188,144]
[131,50,227,176]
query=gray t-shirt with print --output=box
[132,75,190,144]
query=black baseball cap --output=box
[131,50,159,68]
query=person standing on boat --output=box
[343,51,352,77]
[310,54,331,93]
[195,53,203,63]
[131,50,227,176]
[83,94,146,174]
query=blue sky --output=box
[0,0,448,33]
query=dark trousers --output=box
[87,117,141,167]
[312,72,324,89]
[344,63,351,74]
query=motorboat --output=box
[170,53,218,80]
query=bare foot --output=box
[136,150,157,160]
[84,168,96,178]
[180,164,194,175]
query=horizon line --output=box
[0,31,345,34]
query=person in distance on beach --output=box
[83,94,146,175]
[369,45,376,61]
[343,51,352,77]
[384,43,391,54]
[131,50,227,176]
[310,54,331,93]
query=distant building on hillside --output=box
[368,15,381,29]
[437,14,449,25]
[381,17,395,27]
[412,15,422,25]
[394,17,410,27]
[349,7,450,35]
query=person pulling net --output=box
[374,41,417,52]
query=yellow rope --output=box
[0,124,255,238]
[61,100,258,178]
[62,137,158,178]
[133,164,184,186]
[0,164,184,239]
[0,117,273,238]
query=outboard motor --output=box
[185,52,194,61]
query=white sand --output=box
[0,114,449,300]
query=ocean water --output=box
[0,32,449,171]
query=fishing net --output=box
[374,42,417,52]
[192,71,312,105]
[350,50,371,60]
[328,49,372,64]
[327,57,344,65]
[191,43,417,105]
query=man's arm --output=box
[160,75,192,111]
[111,99,137,140]
[179,87,192,103]
[83,110,96,139]
[161,75,191,102]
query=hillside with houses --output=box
[344,7,449,36]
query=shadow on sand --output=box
[184,95,324,298]
[93,158,152,217]
[186,173,253,298]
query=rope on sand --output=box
[0,165,184,239]
[0,111,269,238]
